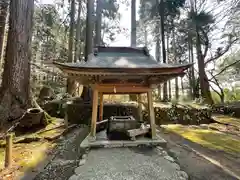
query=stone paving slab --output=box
[80,133,167,149]
[69,147,188,180]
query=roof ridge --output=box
[94,46,150,56]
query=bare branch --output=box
[209,75,221,89]
[204,38,239,66]
[200,28,209,59]
[57,12,71,32]
[209,80,221,97]
[210,59,240,80]
[208,71,224,102]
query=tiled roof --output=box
[56,46,187,69]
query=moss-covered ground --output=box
[0,119,66,179]
[162,123,240,155]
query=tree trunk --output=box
[181,77,184,96]
[158,85,162,100]
[190,40,197,98]
[144,25,147,47]
[67,0,76,95]
[196,30,213,104]
[0,0,34,126]
[172,28,179,100]
[189,0,199,99]
[73,0,83,96]
[81,0,95,101]
[84,0,94,61]
[220,93,224,104]
[175,78,179,100]
[131,0,136,47]
[195,78,200,98]
[168,81,172,100]
[166,33,171,100]
[155,21,161,100]
[188,36,193,99]
[155,30,160,62]
[159,0,168,101]
[189,36,197,99]
[74,0,82,62]
[68,0,75,63]
[213,77,225,103]
[95,0,102,46]
[0,0,9,63]
[129,0,137,101]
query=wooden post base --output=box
[5,134,13,168]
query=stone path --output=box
[69,146,188,180]
[31,128,89,180]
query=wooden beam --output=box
[90,88,99,139]
[96,83,148,87]
[102,92,144,95]
[99,93,104,121]
[147,90,157,139]
[93,84,150,93]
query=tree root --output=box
[15,136,42,144]
[0,136,43,148]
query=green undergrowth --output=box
[0,119,64,177]
[0,148,4,167]
[0,141,56,176]
[17,142,55,171]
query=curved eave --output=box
[53,62,192,76]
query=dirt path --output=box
[159,129,240,180]
[20,127,89,180]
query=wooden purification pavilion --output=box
[54,46,191,141]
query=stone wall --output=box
[146,105,213,125]
[43,101,212,125]
[66,103,140,125]
[212,103,240,118]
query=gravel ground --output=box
[33,127,89,180]
[69,146,188,180]
[28,126,239,180]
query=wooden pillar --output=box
[137,94,143,122]
[90,88,99,139]
[5,134,13,168]
[99,93,104,121]
[147,90,157,139]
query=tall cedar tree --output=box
[0,0,9,61]
[0,0,34,126]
